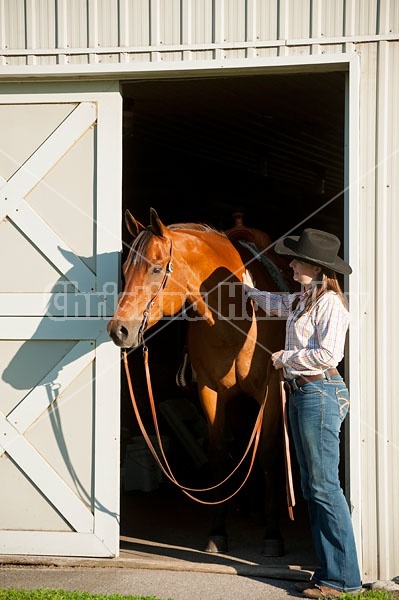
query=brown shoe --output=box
[302,584,343,598]
[295,581,315,592]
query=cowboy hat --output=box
[274,228,352,275]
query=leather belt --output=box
[285,368,339,393]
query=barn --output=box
[0,0,398,584]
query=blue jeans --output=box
[288,374,362,592]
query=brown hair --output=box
[295,267,348,318]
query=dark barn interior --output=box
[118,69,346,569]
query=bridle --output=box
[137,239,174,349]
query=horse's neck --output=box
[176,230,243,279]
[173,231,244,326]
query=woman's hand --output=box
[242,269,255,289]
[271,350,285,370]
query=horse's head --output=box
[107,208,186,348]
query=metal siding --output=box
[287,44,312,56]
[356,41,379,581]
[88,0,119,49]
[121,0,150,47]
[389,0,399,33]
[1,0,398,64]
[63,0,89,50]
[375,38,399,580]
[319,0,345,38]
[158,0,181,45]
[191,0,214,44]
[288,0,311,40]
[224,0,246,43]
[1,0,26,51]
[257,46,279,58]
[354,0,379,35]
[28,0,56,50]
[256,0,279,41]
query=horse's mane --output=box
[127,222,226,269]
[168,222,226,237]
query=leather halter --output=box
[137,239,174,348]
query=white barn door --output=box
[0,83,122,556]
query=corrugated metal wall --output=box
[0,0,397,65]
[0,0,398,582]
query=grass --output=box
[0,588,398,600]
[0,591,170,600]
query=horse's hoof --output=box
[262,538,285,557]
[205,535,228,553]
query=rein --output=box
[123,348,268,505]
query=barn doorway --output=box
[118,69,347,569]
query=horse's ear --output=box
[149,207,167,238]
[125,210,144,239]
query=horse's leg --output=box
[257,372,285,557]
[197,384,230,553]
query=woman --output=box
[242,228,362,599]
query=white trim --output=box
[95,90,123,285]
[92,338,121,556]
[0,33,397,57]
[0,293,116,318]
[0,316,107,339]
[0,52,357,79]
[0,531,111,557]
[346,55,362,569]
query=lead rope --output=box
[279,370,296,520]
[122,349,268,505]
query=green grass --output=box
[0,592,169,600]
[0,588,398,600]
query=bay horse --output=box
[108,207,291,556]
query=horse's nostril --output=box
[119,325,129,340]
[108,321,130,346]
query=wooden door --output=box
[0,83,122,556]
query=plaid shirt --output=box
[245,288,349,380]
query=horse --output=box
[107,207,292,556]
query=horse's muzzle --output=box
[107,319,139,348]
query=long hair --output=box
[295,267,348,318]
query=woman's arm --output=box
[242,269,291,317]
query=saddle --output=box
[225,212,294,293]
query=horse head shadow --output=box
[1,247,120,516]
[3,247,119,390]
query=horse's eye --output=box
[151,266,162,275]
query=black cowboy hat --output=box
[274,228,352,275]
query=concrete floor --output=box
[119,482,318,576]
